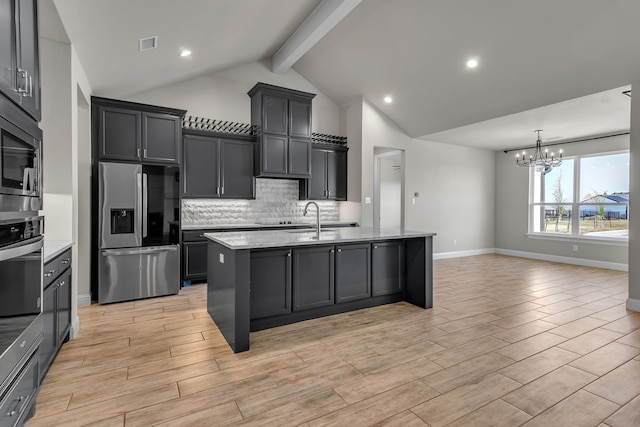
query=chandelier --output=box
[516,130,562,174]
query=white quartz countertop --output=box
[204,227,436,250]
[43,240,73,263]
[182,221,358,230]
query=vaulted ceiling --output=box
[50,0,640,150]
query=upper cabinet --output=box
[248,83,315,179]
[0,0,41,121]
[182,131,255,199]
[92,97,186,164]
[300,145,347,201]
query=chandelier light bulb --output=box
[514,130,563,174]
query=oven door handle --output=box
[0,237,43,262]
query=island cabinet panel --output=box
[335,243,371,303]
[250,249,292,319]
[183,241,208,281]
[292,245,335,311]
[372,240,404,296]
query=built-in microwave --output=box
[0,114,42,214]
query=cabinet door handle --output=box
[373,245,378,249]
[330,249,335,253]
[26,75,33,97]
[137,148,141,158]
[58,280,65,287]
[216,186,220,196]
[7,410,17,417]
[61,258,70,265]
[337,248,342,252]
[327,190,331,197]
[143,148,147,158]
[287,252,291,257]
[16,68,28,94]
[221,186,224,195]
[44,269,57,277]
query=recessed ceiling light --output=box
[384,96,393,103]
[466,58,479,69]
[179,49,192,57]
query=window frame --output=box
[527,149,629,245]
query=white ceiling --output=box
[50,0,640,151]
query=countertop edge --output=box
[182,221,359,230]
[43,240,74,263]
[204,228,436,250]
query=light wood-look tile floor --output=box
[29,254,640,426]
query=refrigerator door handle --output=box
[142,173,148,238]
[136,170,143,244]
[102,246,179,256]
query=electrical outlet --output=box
[411,198,416,205]
[573,245,578,252]
[219,253,225,263]
[453,239,457,246]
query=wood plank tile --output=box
[445,399,532,427]
[605,394,640,427]
[490,320,557,343]
[503,365,597,415]
[411,372,521,427]
[585,359,640,405]
[307,380,439,427]
[569,342,640,376]
[429,336,509,368]
[557,328,624,355]
[496,332,567,361]
[499,347,580,384]
[520,390,619,427]
[334,357,442,404]
[370,410,429,427]
[549,316,609,339]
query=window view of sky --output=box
[543,153,629,202]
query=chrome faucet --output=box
[303,201,320,235]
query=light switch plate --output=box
[364,197,371,204]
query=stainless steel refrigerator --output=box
[98,162,180,304]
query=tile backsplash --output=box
[182,178,340,226]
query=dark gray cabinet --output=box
[40,248,72,382]
[300,145,347,200]
[183,241,208,281]
[182,132,255,199]
[250,249,292,319]
[93,97,185,164]
[372,241,404,296]
[248,82,315,179]
[0,0,40,121]
[292,245,334,311]
[335,243,371,303]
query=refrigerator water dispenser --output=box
[110,209,134,234]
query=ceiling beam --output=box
[272,0,361,74]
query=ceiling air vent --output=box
[138,36,158,52]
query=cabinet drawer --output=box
[183,231,207,242]
[43,248,72,289]
[0,354,38,427]
[43,258,59,289]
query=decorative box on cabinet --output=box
[92,97,186,164]
[0,0,41,121]
[248,82,315,179]
[40,248,72,382]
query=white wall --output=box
[354,100,496,254]
[495,134,629,268]
[125,60,340,135]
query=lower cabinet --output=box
[250,249,292,319]
[335,243,371,303]
[292,245,334,311]
[372,241,404,296]
[40,248,72,383]
[183,241,208,282]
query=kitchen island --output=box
[204,227,436,352]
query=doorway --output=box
[374,149,404,229]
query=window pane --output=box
[543,160,574,203]
[532,205,572,234]
[579,204,628,238]
[580,153,629,203]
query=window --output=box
[530,151,629,240]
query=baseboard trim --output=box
[77,293,92,307]
[433,248,496,260]
[70,315,80,340]
[626,298,640,312]
[495,248,628,271]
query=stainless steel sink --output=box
[285,228,340,233]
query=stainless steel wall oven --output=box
[0,215,44,422]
